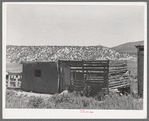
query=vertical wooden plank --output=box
[82,60,85,87]
[137,47,140,96]
[12,75,14,87]
[57,60,59,93]
[8,75,10,87]
[61,61,66,91]
[103,63,105,88]
[16,77,18,88]
[19,75,22,87]
[58,60,61,93]
[18,76,20,87]
[107,60,109,94]
[69,60,72,88]
[141,51,144,97]
[60,61,63,92]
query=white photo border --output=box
[2,2,147,119]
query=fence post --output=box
[16,77,18,88]
[8,75,11,87]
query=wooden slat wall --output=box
[59,60,130,95]
[108,60,130,90]
[59,60,109,96]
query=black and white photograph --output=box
[3,2,147,119]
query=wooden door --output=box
[58,61,71,92]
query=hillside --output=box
[6,45,132,63]
[111,41,144,55]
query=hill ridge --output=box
[111,40,144,54]
[6,45,132,63]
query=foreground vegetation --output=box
[6,89,143,109]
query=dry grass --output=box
[6,89,143,109]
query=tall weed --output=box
[6,90,143,109]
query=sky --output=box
[5,3,145,47]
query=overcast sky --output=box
[6,3,145,47]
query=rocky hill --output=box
[111,41,144,55]
[6,45,133,63]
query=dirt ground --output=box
[6,89,53,98]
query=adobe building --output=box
[21,61,59,94]
[135,44,144,98]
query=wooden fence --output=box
[6,72,22,89]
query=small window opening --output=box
[34,70,41,77]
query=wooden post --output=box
[107,60,109,94]
[104,62,105,87]
[69,60,72,90]
[16,77,18,88]
[58,60,61,93]
[137,46,144,98]
[82,60,85,86]
[8,75,11,87]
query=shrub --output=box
[27,96,44,108]
[5,89,143,109]
[94,88,109,101]
[79,84,91,97]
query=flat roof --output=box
[20,61,55,64]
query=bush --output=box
[95,88,109,101]
[5,89,143,109]
[28,96,44,108]
[78,84,91,97]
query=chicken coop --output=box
[135,44,144,98]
